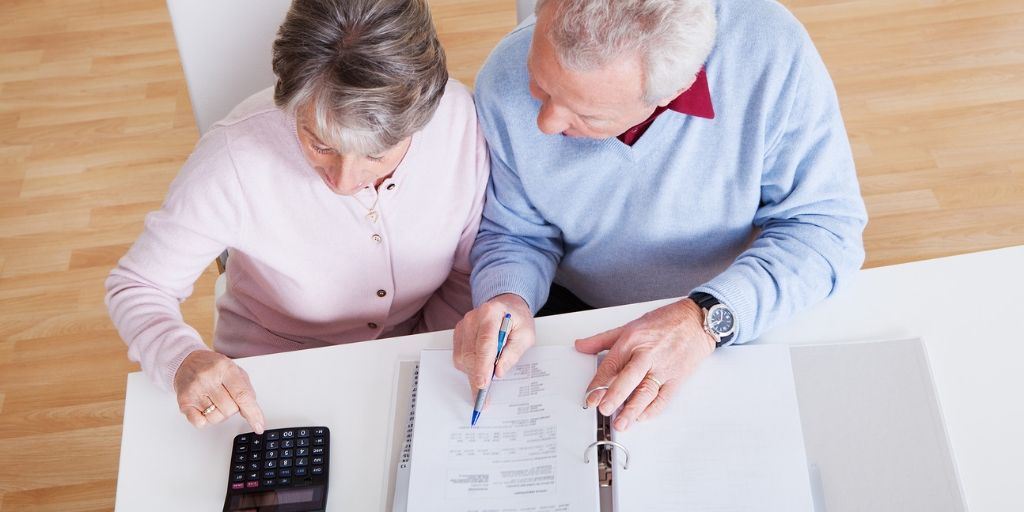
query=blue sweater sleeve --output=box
[693,41,868,344]
[469,142,564,311]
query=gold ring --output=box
[645,375,664,388]
[201,403,217,416]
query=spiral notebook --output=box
[397,345,814,512]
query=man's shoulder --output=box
[474,20,535,114]
[714,0,816,61]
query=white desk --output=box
[116,246,1024,511]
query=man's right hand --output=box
[453,293,536,391]
[173,350,266,434]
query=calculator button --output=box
[266,432,281,441]
[313,428,325,436]
[297,439,310,447]
[281,440,295,449]
[263,479,276,487]
[294,468,308,477]
[251,438,263,448]
[281,449,293,458]
[281,430,295,439]
[279,469,293,478]
[232,473,244,482]
[248,462,260,471]
[278,478,291,486]
[236,435,250,444]
[233,463,246,472]
[311,447,324,456]
[264,460,278,469]
[234,453,248,463]
[267,441,279,450]
[263,470,276,479]
[246,481,259,489]
[296,457,308,467]
[298,429,309,438]
[231,482,245,490]
[249,452,261,461]
[311,466,324,475]
[279,458,293,468]
[312,456,324,465]
[296,448,309,457]
[313,437,324,446]
[247,472,259,480]
[265,450,278,459]
[234,444,248,453]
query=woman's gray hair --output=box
[536,0,716,105]
[273,0,448,155]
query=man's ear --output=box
[655,86,686,107]
[654,75,699,107]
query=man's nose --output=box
[536,100,571,135]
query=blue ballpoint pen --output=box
[471,313,512,426]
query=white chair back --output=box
[165,0,293,135]
[516,0,536,23]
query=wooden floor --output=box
[0,0,1021,509]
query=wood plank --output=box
[0,0,1021,508]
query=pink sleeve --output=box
[416,121,490,333]
[105,130,247,391]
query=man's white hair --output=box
[536,0,716,105]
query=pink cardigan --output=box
[106,81,488,391]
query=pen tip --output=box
[471,411,480,427]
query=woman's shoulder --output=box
[211,87,281,129]
[431,78,478,125]
[182,89,307,194]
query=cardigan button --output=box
[376,290,387,298]
[368,322,379,329]
[386,183,396,191]
[371,234,382,243]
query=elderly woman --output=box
[105,0,487,433]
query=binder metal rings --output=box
[582,385,610,409]
[584,440,630,470]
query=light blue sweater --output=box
[470,0,868,343]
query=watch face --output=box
[708,304,735,335]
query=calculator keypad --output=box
[228,426,329,493]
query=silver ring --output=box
[645,375,664,388]
[201,403,217,416]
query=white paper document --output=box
[611,345,814,511]
[405,345,812,512]
[407,347,600,512]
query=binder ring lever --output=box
[584,440,630,470]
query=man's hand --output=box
[173,350,266,433]
[453,293,535,391]
[575,298,715,431]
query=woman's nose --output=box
[335,161,364,189]
[536,100,571,135]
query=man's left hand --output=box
[575,298,716,431]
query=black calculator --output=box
[223,426,330,512]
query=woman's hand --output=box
[173,350,266,433]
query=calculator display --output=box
[227,486,321,509]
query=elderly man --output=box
[454,0,867,431]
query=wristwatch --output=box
[689,292,736,348]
